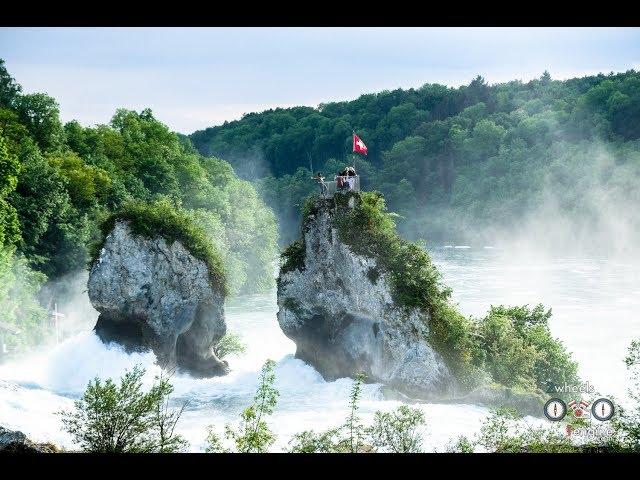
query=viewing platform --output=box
[322,175,360,197]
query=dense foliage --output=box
[0,59,278,351]
[92,199,227,295]
[191,71,640,249]
[59,366,188,453]
[475,305,579,393]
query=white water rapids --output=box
[0,248,638,451]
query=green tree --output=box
[11,145,91,277]
[474,304,579,392]
[0,59,21,109]
[0,247,48,350]
[0,133,20,247]
[15,93,64,152]
[213,332,246,360]
[366,405,426,453]
[59,365,188,453]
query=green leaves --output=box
[474,304,579,393]
[15,93,64,152]
[346,372,366,453]
[92,198,228,296]
[367,405,426,453]
[280,239,305,274]
[287,373,427,453]
[58,365,188,453]
[213,332,246,360]
[207,359,279,453]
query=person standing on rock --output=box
[345,166,357,191]
[312,172,327,196]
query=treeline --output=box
[191,71,640,247]
[0,60,278,350]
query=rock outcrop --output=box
[88,220,228,377]
[0,426,59,453]
[277,194,457,400]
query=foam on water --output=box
[0,249,637,451]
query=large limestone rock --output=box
[88,220,228,377]
[277,196,456,399]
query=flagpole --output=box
[352,130,356,172]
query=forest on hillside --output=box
[0,59,278,351]
[191,71,640,248]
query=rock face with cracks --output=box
[277,197,456,399]
[88,220,228,377]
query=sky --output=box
[1,27,639,134]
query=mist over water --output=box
[432,247,640,399]
[0,247,637,451]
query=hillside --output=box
[191,71,640,248]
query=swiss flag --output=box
[353,133,368,155]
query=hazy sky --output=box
[1,27,639,134]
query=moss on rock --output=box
[90,198,227,295]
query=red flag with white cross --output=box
[353,133,368,155]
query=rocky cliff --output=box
[277,193,457,399]
[88,220,228,377]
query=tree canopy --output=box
[191,71,640,249]
[0,59,279,352]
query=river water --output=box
[1,247,638,452]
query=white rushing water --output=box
[0,248,638,451]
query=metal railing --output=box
[322,175,360,197]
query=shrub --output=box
[473,407,579,453]
[59,365,188,453]
[345,372,366,453]
[287,373,426,453]
[288,428,345,453]
[206,359,279,453]
[280,239,305,274]
[366,405,426,453]
[213,332,246,360]
[445,435,475,453]
[475,304,580,393]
